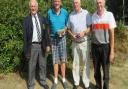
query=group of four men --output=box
[23,0,116,89]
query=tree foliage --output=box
[106,0,128,21]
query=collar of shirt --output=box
[32,13,38,18]
[73,8,83,14]
[52,8,62,15]
[95,8,107,18]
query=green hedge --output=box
[115,21,128,53]
[0,0,24,73]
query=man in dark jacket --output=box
[22,0,50,89]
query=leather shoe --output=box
[73,85,79,89]
[43,84,49,89]
[84,87,91,89]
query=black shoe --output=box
[62,82,68,89]
[51,83,57,89]
[43,84,49,89]
[84,87,91,89]
[94,85,101,89]
[73,85,79,89]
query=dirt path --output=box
[0,60,128,89]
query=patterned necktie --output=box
[34,15,41,42]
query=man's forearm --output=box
[67,28,74,37]
[109,29,114,53]
[85,26,91,35]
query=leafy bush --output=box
[115,21,128,53]
[0,0,23,73]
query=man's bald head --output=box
[73,0,81,12]
[96,0,106,15]
[96,0,105,6]
[73,0,81,4]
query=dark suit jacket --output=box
[22,13,50,58]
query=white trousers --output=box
[72,41,90,88]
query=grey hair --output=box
[29,0,38,7]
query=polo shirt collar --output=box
[31,13,38,17]
[52,8,62,15]
[74,8,83,14]
[95,8,107,18]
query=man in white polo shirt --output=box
[67,0,91,89]
[91,0,116,89]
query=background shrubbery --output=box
[0,0,127,73]
[115,21,128,53]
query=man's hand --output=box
[57,29,66,37]
[46,46,50,53]
[79,31,85,38]
[25,54,30,60]
[109,52,115,64]
[72,34,79,40]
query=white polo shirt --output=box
[92,9,116,44]
[67,8,91,41]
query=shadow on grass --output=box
[18,53,53,87]
[18,53,28,87]
[19,53,95,89]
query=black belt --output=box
[32,42,41,44]
[92,43,109,46]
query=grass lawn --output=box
[0,57,128,89]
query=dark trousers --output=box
[28,44,47,89]
[91,43,110,89]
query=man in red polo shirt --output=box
[91,0,116,89]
